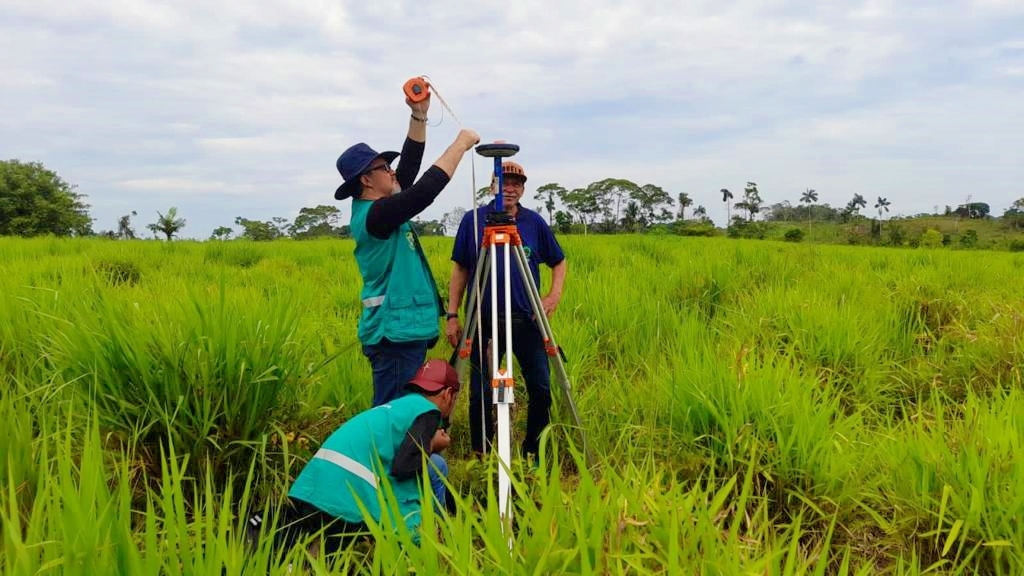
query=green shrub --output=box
[920,229,944,249]
[959,229,978,248]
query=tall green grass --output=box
[1,235,1022,574]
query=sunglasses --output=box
[363,163,394,176]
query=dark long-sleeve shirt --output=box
[390,411,442,480]
[366,138,451,239]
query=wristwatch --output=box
[446,312,459,320]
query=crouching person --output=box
[265,359,460,556]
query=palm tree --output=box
[721,188,733,225]
[677,192,692,221]
[874,197,890,220]
[800,188,817,237]
[147,207,186,241]
[874,197,891,241]
[844,193,867,221]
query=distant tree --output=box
[693,205,708,222]
[1003,198,1024,230]
[872,197,891,241]
[843,193,867,221]
[534,183,564,224]
[271,216,290,237]
[800,188,818,236]
[733,182,762,222]
[210,226,233,240]
[234,217,282,241]
[411,219,444,236]
[621,201,641,232]
[117,210,138,240]
[441,207,467,236]
[0,159,93,236]
[589,178,639,232]
[146,207,186,240]
[630,183,674,229]
[954,202,990,219]
[874,197,891,220]
[677,192,692,221]
[721,188,733,225]
[560,186,601,234]
[553,210,573,234]
[290,205,342,238]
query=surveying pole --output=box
[466,141,519,537]
[455,142,589,543]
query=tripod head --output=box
[476,142,520,221]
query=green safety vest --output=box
[350,199,442,345]
[287,393,439,535]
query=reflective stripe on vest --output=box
[362,295,385,308]
[313,448,378,489]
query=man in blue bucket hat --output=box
[335,89,479,407]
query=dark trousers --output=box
[272,497,368,556]
[467,314,552,456]
[362,339,430,406]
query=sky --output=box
[2,0,1023,239]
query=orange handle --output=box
[403,77,430,103]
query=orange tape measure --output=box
[403,75,462,125]
[403,76,430,103]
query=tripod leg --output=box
[455,247,490,367]
[455,247,494,455]
[510,244,591,467]
[490,238,516,531]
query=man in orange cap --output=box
[445,160,568,462]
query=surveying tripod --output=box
[453,142,589,534]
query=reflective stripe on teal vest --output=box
[350,199,442,345]
[287,394,439,535]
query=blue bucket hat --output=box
[334,143,400,200]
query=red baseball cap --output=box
[408,359,460,393]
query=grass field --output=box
[1,235,1022,574]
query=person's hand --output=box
[430,428,451,453]
[407,92,430,117]
[445,317,462,348]
[455,129,480,151]
[541,292,561,317]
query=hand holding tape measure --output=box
[403,75,462,126]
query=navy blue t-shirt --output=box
[451,202,565,317]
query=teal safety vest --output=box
[350,199,442,345]
[287,394,439,536]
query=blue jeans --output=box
[427,453,448,512]
[362,339,430,406]
[467,315,552,456]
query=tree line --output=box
[4,158,1023,241]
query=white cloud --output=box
[2,0,1023,236]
